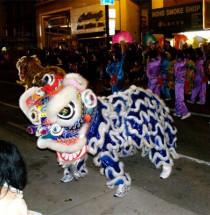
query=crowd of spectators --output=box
[1,40,210,98]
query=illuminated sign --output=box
[149,2,203,33]
[71,4,105,34]
[78,11,103,22]
[101,0,114,5]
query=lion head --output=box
[16,55,66,89]
[19,73,97,164]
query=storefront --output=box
[149,0,210,49]
[35,0,140,49]
[70,3,113,47]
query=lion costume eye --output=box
[31,112,36,119]
[36,88,45,97]
[57,101,75,120]
[29,106,40,125]
[42,74,54,86]
[50,123,63,136]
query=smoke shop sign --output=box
[149,2,203,33]
[71,4,105,35]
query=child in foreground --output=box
[0,139,42,215]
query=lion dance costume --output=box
[19,70,178,197]
[16,55,66,89]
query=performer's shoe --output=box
[186,100,194,104]
[160,165,172,179]
[196,101,205,105]
[173,113,181,117]
[114,184,130,198]
[181,112,191,120]
[61,172,74,183]
[107,184,115,189]
[72,170,87,179]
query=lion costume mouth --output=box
[56,144,87,163]
[20,70,25,81]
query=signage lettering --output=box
[149,2,203,33]
[77,25,84,30]
[85,23,96,29]
[151,4,201,18]
[152,10,165,17]
[78,11,103,22]
[166,7,184,16]
[76,22,105,30]
[185,5,200,13]
[71,4,105,35]
[101,0,114,5]
[98,22,105,27]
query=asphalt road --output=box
[0,68,210,215]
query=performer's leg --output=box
[198,82,206,104]
[149,148,173,179]
[60,155,88,182]
[190,78,201,103]
[61,167,74,183]
[174,83,181,115]
[96,151,131,197]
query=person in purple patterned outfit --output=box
[146,50,161,96]
[187,48,207,105]
[174,50,191,120]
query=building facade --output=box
[0,0,36,50]
[150,0,210,35]
[35,0,140,48]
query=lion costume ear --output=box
[19,87,39,118]
[31,55,41,65]
[63,73,97,108]
[63,73,88,91]
[81,89,97,108]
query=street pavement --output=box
[0,127,197,215]
[0,68,210,215]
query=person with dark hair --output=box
[160,51,171,100]
[187,48,207,105]
[0,140,42,215]
[146,49,161,96]
[77,54,88,80]
[173,50,191,120]
[106,43,125,94]
[129,60,143,85]
[164,40,176,61]
[88,52,99,90]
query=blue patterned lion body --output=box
[87,85,177,188]
[19,71,178,195]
